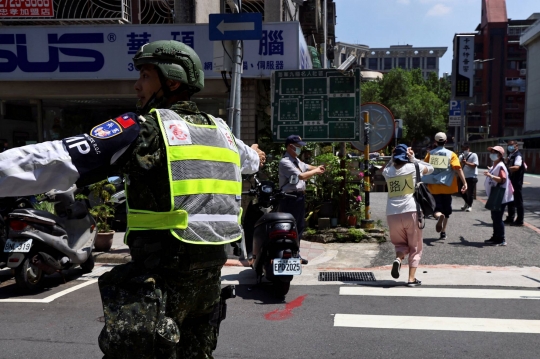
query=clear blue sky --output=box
[335,0,539,76]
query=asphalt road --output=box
[1,279,540,359]
[370,170,540,268]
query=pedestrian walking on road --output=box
[505,140,525,226]
[484,146,514,246]
[278,134,325,264]
[383,144,434,287]
[458,143,479,212]
[423,133,467,240]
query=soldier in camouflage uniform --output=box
[0,40,264,359]
[97,40,264,358]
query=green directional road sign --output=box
[271,69,361,142]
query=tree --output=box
[359,68,451,145]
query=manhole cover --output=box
[318,272,376,282]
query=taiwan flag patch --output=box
[90,120,123,139]
[115,114,136,129]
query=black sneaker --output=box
[510,221,524,227]
[484,237,498,244]
[407,278,422,287]
[435,215,445,233]
[503,218,514,224]
[440,232,447,240]
[391,258,401,279]
[495,241,507,247]
[300,257,309,265]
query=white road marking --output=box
[0,279,97,303]
[340,287,540,299]
[334,314,540,333]
[78,264,116,280]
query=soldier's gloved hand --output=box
[251,144,266,168]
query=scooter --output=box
[242,173,301,297]
[0,196,34,268]
[3,185,96,292]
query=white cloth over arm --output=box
[212,116,260,174]
[0,141,79,197]
[234,137,260,174]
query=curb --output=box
[93,249,131,264]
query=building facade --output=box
[465,0,536,138]
[0,0,334,149]
[520,16,540,134]
[334,43,447,80]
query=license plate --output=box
[4,238,33,253]
[273,258,302,275]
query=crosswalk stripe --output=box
[334,314,540,333]
[340,287,540,300]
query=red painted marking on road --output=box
[264,295,307,321]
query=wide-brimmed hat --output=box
[488,146,505,156]
[393,144,409,162]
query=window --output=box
[398,57,406,69]
[412,57,420,69]
[341,53,347,64]
[384,58,392,70]
[368,58,378,70]
[426,57,436,70]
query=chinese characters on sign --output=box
[271,69,361,142]
[0,0,54,18]
[429,155,449,169]
[454,35,474,98]
[388,174,415,198]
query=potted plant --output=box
[88,180,116,252]
[347,194,364,227]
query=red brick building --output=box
[466,0,535,139]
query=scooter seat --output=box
[254,212,296,228]
[12,208,66,228]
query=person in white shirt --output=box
[458,143,479,212]
[383,144,434,287]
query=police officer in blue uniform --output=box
[278,135,325,264]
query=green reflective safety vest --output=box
[126,109,243,244]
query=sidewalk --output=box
[94,187,540,288]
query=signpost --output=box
[350,103,395,153]
[209,13,262,41]
[209,11,263,139]
[271,68,361,142]
[449,100,461,126]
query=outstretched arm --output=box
[0,112,141,197]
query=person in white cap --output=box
[422,132,467,240]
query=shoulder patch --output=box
[116,114,136,129]
[90,120,123,139]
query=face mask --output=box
[294,146,302,156]
[507,145,515,152]
[490,153,499,161]
[462,150,469,156]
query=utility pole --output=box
[226,0,243,138]
[323,0,327,69]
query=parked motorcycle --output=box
[3,185,96,292]
[0,196,35,268]
[242,173,301,297]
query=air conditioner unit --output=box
[520,69,526,76]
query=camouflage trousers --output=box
[98,260,223,359]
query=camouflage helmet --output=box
[133,40,204,93]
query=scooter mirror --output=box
[289,174,299,185]
[108,176,123,186]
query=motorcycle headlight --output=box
[261,185,273,194]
